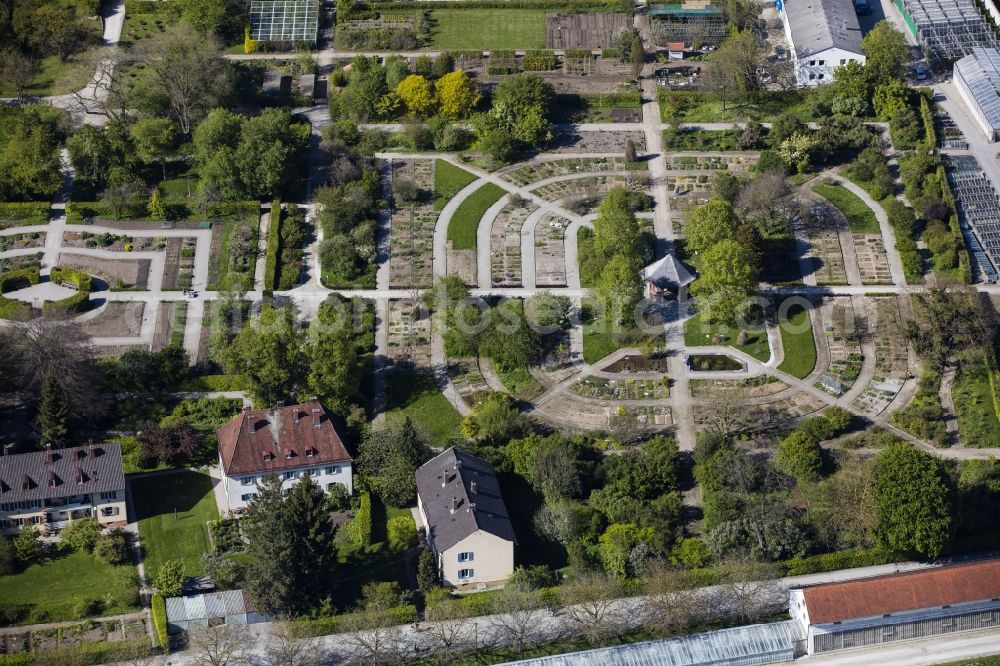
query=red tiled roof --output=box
[801,560,1000,624]
[216,402,351,476]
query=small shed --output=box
[667,42,686,59]
[165,590,270,634]
[640,254,695,299]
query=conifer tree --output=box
[37,372,67,446]
[242,474,296,615]
[284,474,336,610]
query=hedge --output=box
[42,290,91,317]
[919,95,936,148]
[937,165,972,284]
[65,202,107,225]
[263,200,281,291]
[291,604,417,637]
[0,296,31,320]
[276,206,306,290]
[348,490,373,546]
[0,267,40,293]
[152,594,168,648]
[781,547,895,576]
[0,202,50,228]
[0,638,154,666]
[50,266,93,291]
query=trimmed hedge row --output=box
[152,594,168,648]
[782,547,895,576]
[291,604,417,637]
[348,490,373,546]
[581,91,641,108]
[276,206,306,290]
[263,199,282,292]
[0,267,40,293]
[0,202,50,228]
[50,266,93,291]
[43,291,91,317]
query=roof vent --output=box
[468,502,476,512]
[450,496,458,513]
[470,480,477,494]
[441,470,447,488]
[249,416,256,434]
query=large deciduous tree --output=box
[705,30,764,109]
[357,417,430,508]
[869,443,953,558]
[221,305,307,405]
[685,198,740,254]
[690,239,760,325]
[435,69,480,119]
[860,21,910,88]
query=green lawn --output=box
[385,367,462,445]
[683,313,770,362]
[495,365,544,401]
[582,307,662,365]
[776,301,817,379]
[133,471,219,580]
[434,160,477,211]
[0,50,101,98]
[658,89,817,123]
[0,549,139,625]
[934,657,1000,666]
[953,361,1000,448]
[447,182,506,251]
[812,183,880,234]
[427,9,547,49]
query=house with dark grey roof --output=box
[0,441,127,535]
[415,447,516,589]
[778,0,866,86]
[216,399,353,515]
[790,559,1000,654]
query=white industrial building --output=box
[778,0,866,86]
[954,47,1000,142]
[790,559,1000,654]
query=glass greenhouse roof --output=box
[502,621,799,666]
[957,48,1000,132]
[249,0,319,41]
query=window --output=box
[457,552,474,562]
[840,58,846,64]
[808,60,815,66]
[818,60,825,66]
[325,466,339,475]
[99,491,117,500]
[241,493,257,502]
[240,477,256,486]
[282,471,297,480]
[3,500,42,512]
[809,74,816,80]
[457,569,474,580]
[101,506,119,517]
[818,73,825,80]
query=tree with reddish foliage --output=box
[137,421,203,466]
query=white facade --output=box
[790,46,867,86]
[417,492,515,589]
[221,461,353,514]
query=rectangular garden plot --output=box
[491,199,536,287]
[502,157,637,187]
[851,296,910,415]
[530,175,633,203]
[814,297,864,397]
[852,234,892,284]
[448,358,490,404]
[534,212,568,287]
[386,299,431,366]
[570,376,669,400]
[389,160,436,289]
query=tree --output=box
[283,475,337,610]
[597,254,643,327]
[487,586,543,658]
[598,523,655,578]
[685,198,740,254]
[706,30,764,109]
[592,186,642,260]
[95,528,133,565]
[174,0,234,37]
[493,74,553,115]
[526,292,574,332]
[861,21,910,88]
[306,297,365,413]
[61,518,102,552]
[37,371,68,446]
[869,443,953,558]
[873,80,911,121]
[148,189,167,220]
[130,118,177,181]
[101,168,148,219]
[558,573,627,644]
[13,528,41,566]
[737,170,791,233]
[0,47,38,100]
[262,623,322,666]
[242,475,297,615]
[716,556,783,623]
[395,74,436,117]
[13,2,90,62]
[0,537,15,576]
[221,305,306,405]
[435,70,481,120]
[138,25,229,134]
[0,105,67,201]
[478,300,541,373]
[188,623,255,666]
[152,559,185,597]
[358,418,429,507]
[906,286,995,371]
[460,392,523,443]
[416,546,438,591]
[630,34,644,78]
[832,60,871,114]
[691,239,760,326]
[776,431,822,482]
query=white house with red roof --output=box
[215,399,353,515]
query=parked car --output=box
[913,64,928,79]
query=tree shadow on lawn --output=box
[498,473,567,571]
[131,470,214,519]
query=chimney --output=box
[45,444,54,464]
[243,405,252,412]
[470,480,477,494]
[293,408,301,423]
[309,395,318,404]
[450,496,458,513]
[441,471,447,488]
[276,400,285,408]
[311,408,321,429]
[248,414,256,434]
[88,439,94,457]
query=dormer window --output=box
[284,448,293,459]
[47,471,58,487]
[306,447,316,457]
[260,450,273,461]
[21,474,31,491]
[75,469,85,485]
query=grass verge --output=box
[447,182,506,251]
[953,361,1000,448]
[776,300,817,379]
[813,182,880,234]
[683,313,770,362]
[385,367,462,445]
[495,365,544,401]
[133,470,218,579]
[434,160,477,211]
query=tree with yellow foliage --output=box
[395,74,435,117]
[435,70,480,120]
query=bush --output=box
[348,490,373,546]
[0,267,40,293]
[42,290,91,317]
[291,604,417,637]
[0,202,50,228]
[782,547,895,575]
[151,594,168,648]
[387,515,417,550]
[263,199,281,291]
[61,519,102,552]
[73,597,103,618]
[50,266,92,291]
[94,528,133,565]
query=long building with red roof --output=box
[216,399,353,515]
[791,559,1000,654]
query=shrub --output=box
[387,515,417,550]
[61,518,102,552]
[94,528,133,565]
[263,199,281,291]
[151,594,168,648]
[73,597,103,618]
[782,547,894,575]
[348,490,373,546]
[42,290,91,317]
